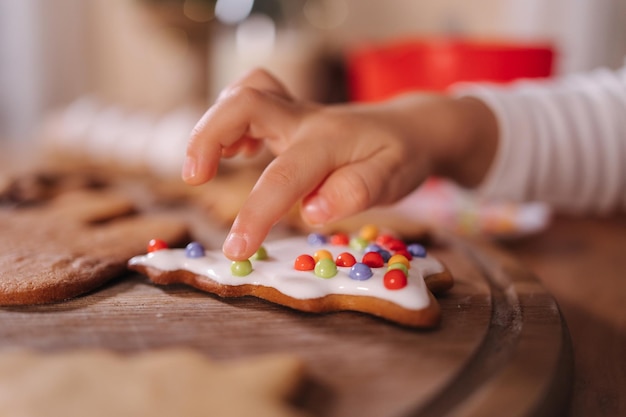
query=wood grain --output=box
[504,215,626,417]
[0,232,571,417]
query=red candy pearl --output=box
[335,252,357,267]
[330,233,350,246]
[362,251,384,268]
[294,254,315,271]
[147,238,168,252]
[384,269,408,290]
[394,249,413,261]
[386,239,407,252]
[375,234,394,247]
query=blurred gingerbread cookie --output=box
[0,349,308,417]
[0,189,188,305]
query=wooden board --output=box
[0,231,572,417]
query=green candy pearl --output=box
[387,262,409,276]
[314,258,337,279]
[349,237,369,251]
[250,246,268,261]
[231,260,253,277]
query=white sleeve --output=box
[454,64,626,214]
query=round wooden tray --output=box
[0,233,572,417]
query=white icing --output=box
[129,237,444,311]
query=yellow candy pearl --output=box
[359,224,379,242]
[313,249,333,263]
[388,254,411,269]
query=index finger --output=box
[222,140,336,260]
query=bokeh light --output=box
[236,13,276,59]
[215,0,254,24]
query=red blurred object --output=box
[347,38,555,102]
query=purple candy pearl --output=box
[185,242,205,258]
[307,233,327,246]
[349,262,373,281]
[407,243,427,258]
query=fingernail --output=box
[223,233,248,259]
[302,196,331,225]
[182,156,197,180]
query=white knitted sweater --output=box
[457,64,626,214]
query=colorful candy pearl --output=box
[250,246,268,260]
[362,251,384,268]
[359,224,379,241]
[388,254,411,269]
[394,248,413,261]
[314,258,337,278]
[375,234,394,247]
[349,237,369,251]
[185,242,205,258]
[330,233,350,246]
[407,243,427,258]
[387,262,409,276]
[349,263,373,281]
[386,239,407,252]
[147,239,168,253]
[365,243,382,253]
[384,269,408,290]
[335,252,357,267]
[294,254,315,271]
[377,249,392,263]
[313,249,333,263]
[307,233,327,246]
[231,260,253,277]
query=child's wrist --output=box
[434,96,498,188]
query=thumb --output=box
[300,159,388,226]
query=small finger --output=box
[222,67,292,101]
[183,87,299,185]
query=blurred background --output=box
[2,0,626,144]
[2,0,626,236]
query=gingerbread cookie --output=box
[0,189,188,305]
[0,169,109,207]
[129,227,453,328]
[0,349,307,417]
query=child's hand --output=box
[183,68,496,260]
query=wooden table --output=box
[502,215,626,417]
[0,152,624,416]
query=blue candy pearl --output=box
[377,249,392,263]
[407,243,427,258]
[185,242,205,258]
[307,233,327,246]
[349,262,373,281]
[365,243,382,253]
